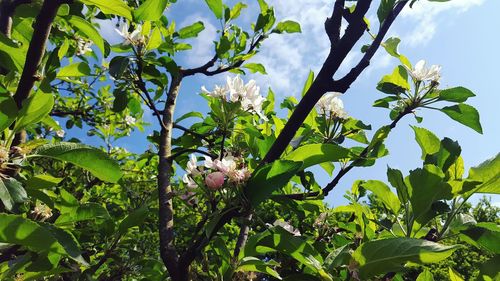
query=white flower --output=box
[0,146,9,163]
[115,24,145,46]
[182,174,197,189]
[214,155,237,175]
[201,84,228,98]
[56,129,65,138]
[76,38,92,55]
[204,156,215,169]
[273,220,301,236]
[186,154,201,176]
[404,60,441,82]
[226,75,267,119]
[227,167,251,183]
[125,115,136,126]
[316,92,348,119]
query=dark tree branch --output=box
[173,124,213,144]
[333,0,408,93]
[233,213,252,259]
[325,0,345,47]
[274,106,414,200]
[181,35,264,77]
[178,207,242,271]
[261,0,375,165]
[158,74,182,279]
[168,148,217,161]
[0,0,31,38]
[13,0,66,109]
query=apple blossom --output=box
[272,220,301,236]
[205,172,225,190]
[316,92,348,119]
[182,174,197,189]
[125,115,136,126]
[115,24,145,46]
[404,60,441,82]
[76,38,92,55]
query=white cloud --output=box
[180,14,218,66]
[400,0,485,46]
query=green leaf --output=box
[175,111,203,123]
[459,222,500,254]
[361,180,400,215]
[273,20,301,34]
[56,62,91,77]
[284,144,351,170]
[67,16,105,55]
[0,213,68,256]
[39,223,88,265]
[1,178,27,208]
[382,37,410,67]
[177,21,205,39]
[0,32,26,71]
[243,63,267,74]
[467,153,500,194]
[301,70,314,97]
[440,104,482,134]
[438,86,475,103]
[229,3,247,20]
[25,174,62,190]
[134,0,168,21]
[31,142,123,183]
[377,0,396,24]
[416,269,434,281]
[204,0,223,19]
[0,93,18,132]
[79,0,132,20]
[146,27,162,51]
[352,237,459,279]
[426,137,461,173]
[411,126,441,159]
[55,203,110,225]
[448,267,464,281]
[118,206,148,234]
[377,65,410,95]
[477,255,500,281]
[246,227,329,278]
[405,165,452,226]
[245,160,302,206]
[14,90,54,132]
[236,257,282,280]
[109,56,130,79]
[0,179,15,210]
[387,167,410,204]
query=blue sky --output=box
[90,0,499,206]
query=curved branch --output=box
[13,0,66,109]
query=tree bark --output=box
[13,0,63,109]
[158,74,184,280]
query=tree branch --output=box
[158,74,182,279]
[324,0,345,47]
[168,148,217,161]
[173,124,213,144]
[181,35,264,77]
[261,0,374,165]
[333,1,408,93]
[13,0,66,109]
[0,0,31,38]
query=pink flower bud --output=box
[205,172,225,190]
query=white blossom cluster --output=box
[315,92,348,119]
[182,154,250,189]
[201,75,267,120]
[404,60,441,83]
[76,38,93,56]
[115,24,146,46]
